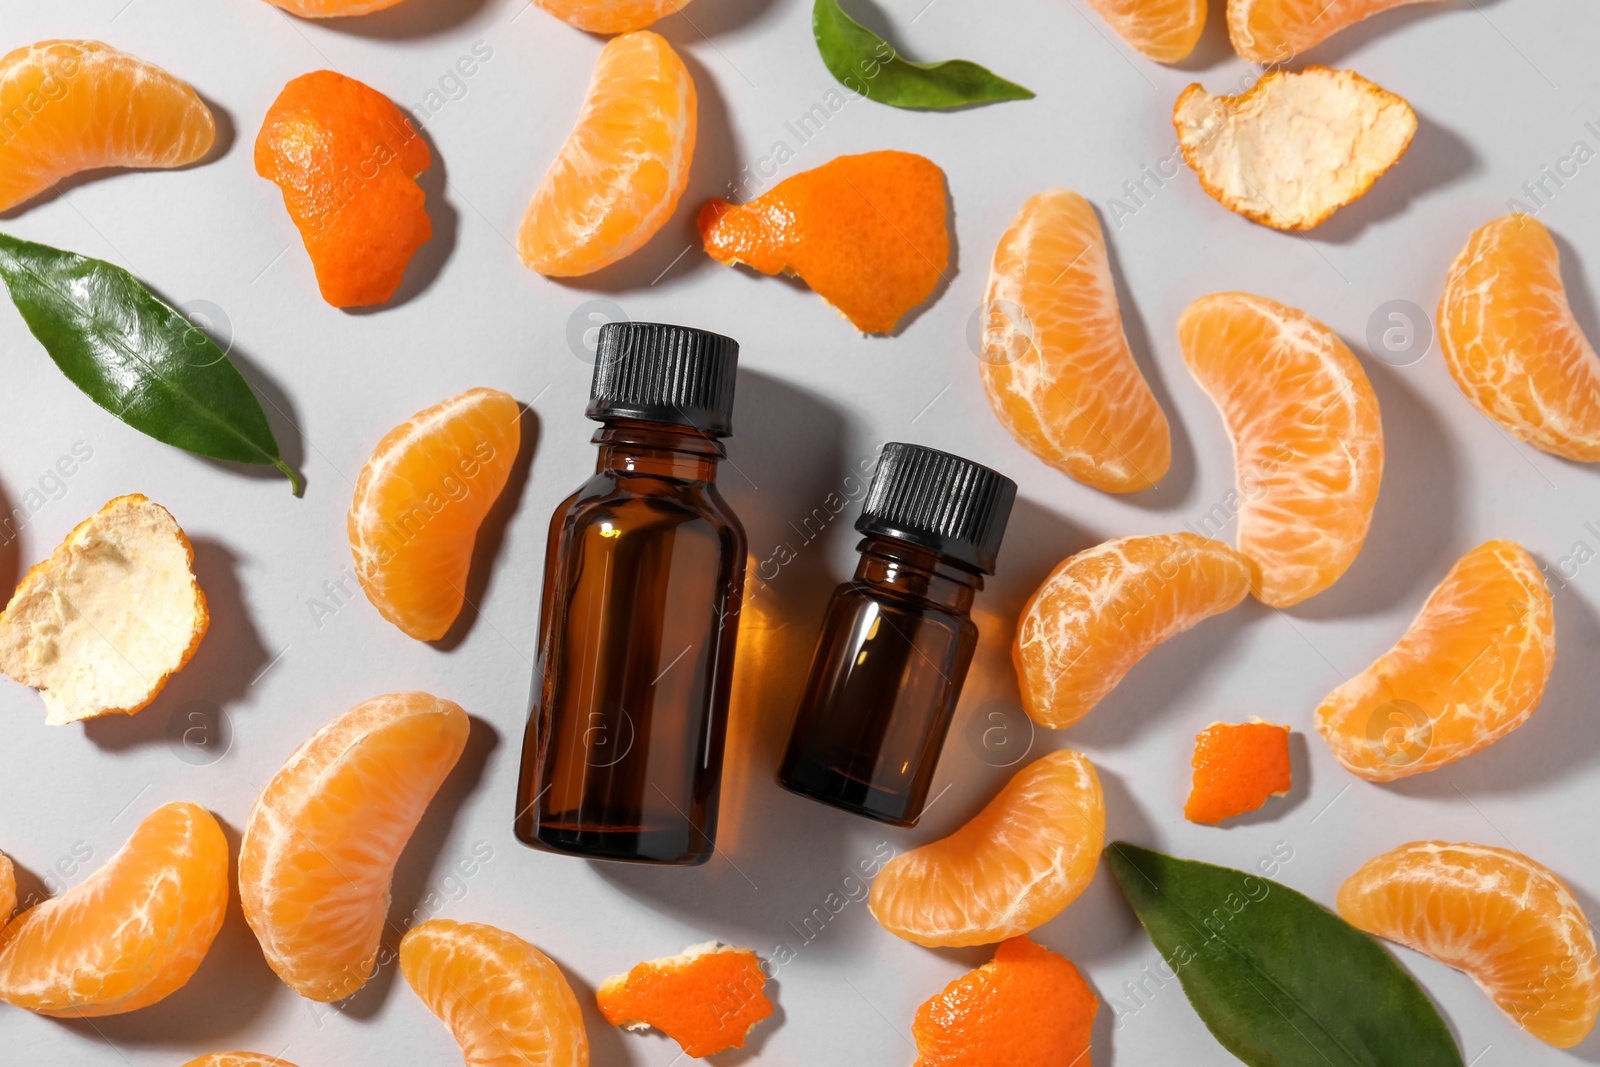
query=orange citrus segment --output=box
[0,854,14,929]
[1438,213,1600,461]
[264,0,406,15]
[698,150,950,335]
[1229,0,1445,63]
[348,387,521,641]
[1014,533,1250,729]
[0,40,215,214]
[1184,720,1291,824]
[912,936,1097,1067]
[401,919,589,1067]
[519,32,695,277]
[255,70,432,308]
[0,802,227,1017]
[1179,292,1384,607]
[1315,540,1554,781]
[870,750,1104,947]
[1174,68,1416,231]
[533,0,693,32]
[239,692,470,1002]
[183,1056,300,1067]
[980,189,1171,493]
[1339,842,1600,1048]
[597,941,771,1057]
[1085,0,1206,62]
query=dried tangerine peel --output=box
[0,494,208,726]
[699,150,950,334]
[1086,0,1206,63]
[1315,540,1553,782]
[1229,0,1445,64]
[1174,67,1415,231]
[1184,720,1291,824]
[255,70,432,308]
[534,0,694,32]
[0,40,216,214]
[597,941,772,1057]
[912,936,1097,1067]
[980,189,1171,493]
[1339,842,1600,1048]
[1439,213,1600,461]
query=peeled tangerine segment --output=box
[1315,540,1553,781]
[1180,292,1384,607]
[597,941,772,1058]
[534,0,694,32]
[1086,0,1206,63]
[1014,533,1250,729]
[869,750,1104,948]
[0,494,208,725]
[401,919,589,1067]
[519,32,695,277]
[912,937,1097,1067]
[0,40,215,214]
[1439,213,1600,461]
[699,151,950,335]
[263,0,406,16]
[0,854,14,927]
[183,1056,301,1067]
[1229,0,1446,64]
[256,70,432,308]
[239,692,470,1001]
[1339,842,1600,1048]
[980,189,1171,493]
[1174,67,1415,231]
[349,387,521,641]
[0,802,227,1017]
[1184,720,1291,824]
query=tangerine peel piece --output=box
[1184,720,1292,824]
[597,941,772,1058]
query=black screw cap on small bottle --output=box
[587,322,739,437]
[856,443,1017,575]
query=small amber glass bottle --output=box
[515,322,745,865]
[778,443,1016,827]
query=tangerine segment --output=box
[519,32,695,277]
[1179,292,1383,607]
[1174,68,1415,231]
[597,941,771,1057]
[870,750,1104,948]
[0,854,13,928]
[0,802,227,1017]
[1085,0,1205,63]
[348,388,521,641]
[1339,842,1600,1048]
[263,0,406,16]
[980,189,1171,493]
[912,936,1097,1067]
[255,70,432,308]
[533,0,693,32]
[182,1056,300,1067]
[1229,0,1445,63]
[239,692,469,1002]
[401,919,589,1067]
[699,151,950,335]
[1315,541,1553,782]
[1014,534,1250,729]
[1184,721,1291,824]
[0,40,216,214]
[1438,214,1600,461]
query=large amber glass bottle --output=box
[515,323,745,865]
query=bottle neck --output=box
[851,535,982,613]
[592,420,725,482]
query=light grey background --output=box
[1,0,1597,1062]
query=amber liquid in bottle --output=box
[778,536,980,827]
[515,421,747,864]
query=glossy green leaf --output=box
[1105,843,1464,1067]
[812,0,1034,110]
[0,232,300,494]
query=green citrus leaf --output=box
[812,0,1034,110]
[0,232,300,494]
[1105,842,1464,1067]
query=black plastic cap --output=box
[856,443,1017,575]
[586,322,739,437]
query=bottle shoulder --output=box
[553,473,745,545]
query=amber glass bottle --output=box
[515,322,745,865]
[778,443,1016,827]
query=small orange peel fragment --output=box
[1174,67,1415,231]
[1184,720,1292,824]
[597,941,772,1058]
[698,150,950,334]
